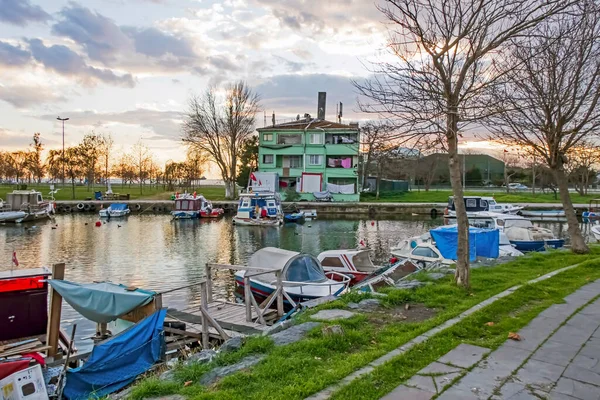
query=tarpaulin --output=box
[48,280,155,323]
[430,225,499,261]
[0,359,30,380]
[64,309,166,400]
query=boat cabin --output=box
[465,212,533,231]
[448,196,490,213]
[174,196,206,212]
[317,250,378,284]
[237,192,282,219]
[6,190,44,211]
[0,268,51,341]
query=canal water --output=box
[0,214,570,349]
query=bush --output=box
[284,188,301,202]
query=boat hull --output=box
[171,211,200,219]
[284,213,305,223]
[200,208,224,218]
[520,210,566,218]
[233,217,282,226]
[510,239,565,252]
[0,211,27,223]
[99,210,130,218]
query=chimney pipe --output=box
[317,92,326,120]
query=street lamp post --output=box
[57,117,69,186]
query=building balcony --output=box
[325,143,359,155]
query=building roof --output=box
[257,119,359,132]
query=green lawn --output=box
[128,248,600,400]
[361,190,599,204]
[0,184,227,201]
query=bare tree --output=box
[183,81,261,199]
[487,1,600,253]
[354,0,568,287]
[131,140,153,195]
[565,142,600,196]
[359,121,397,191]
[99,133,114,186]
[27,133,45,183]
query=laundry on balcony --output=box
[327,183,355,194]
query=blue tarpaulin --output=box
[48,280,156,323]
[64,309,166,399]
[110,203,128,211]
[430,225,500,261]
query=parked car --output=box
[508,183,529,190]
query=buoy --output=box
[135,204,141,211]
[95,221,102,227]
[371,221,375,226]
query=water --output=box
[0,214,570,349]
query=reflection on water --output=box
[0,213,574,348]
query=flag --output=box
[250,172,257,181]
[193,191,197,198]
[12,251,18,267]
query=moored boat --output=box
[99,203,130,218]
[318,249,380,285]
[445,196,522,217]
[591,225,600,242]
[284,211,305,223]
[519,210,566,218]
[171,193,224,219]
[233,191,283,226]
[234,247,349,305]
[0,190,54,223]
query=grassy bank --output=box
[360,190,598,204]
[129,248,600,400]
[0,184,227,201]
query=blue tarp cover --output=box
[430,225,500,261]
[48,280,155,323]
[110,203,128,211]
[64,309,166,399]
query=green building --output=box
[257,94,360,201]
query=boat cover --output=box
[109,203,128,210]
[48,280,155,323]
[430,226,499,261]
[64,309,166,399]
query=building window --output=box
[263,154,274,164]
[278,134,302,145]
[309,155,322,165]
[309,133,323,144]
[263,133,273,141]
[289,156,302,168]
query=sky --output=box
[0,0,393,165]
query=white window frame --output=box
[263,133,273,141]
[289,156,302,168]
[309,155,322,165]
[309,133,323,145]
[263,154,274,164]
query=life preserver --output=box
[84,203,91,211]
[64,206,72,213]
[89,204,96,211]
[134,204,141,211]
[152,206,158,212]
[77,203,85,210]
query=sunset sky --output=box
[0,0,498,165]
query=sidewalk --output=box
[383,279,600,400]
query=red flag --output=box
[193,191,197,198]
[12,251,18,267]
[176,192,179,199]
[259,180,262,185]
[250,172,257,181]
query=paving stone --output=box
[563,363,600,386]
[564,291,598,306]
[546,391,582,400]
[418,361,463,375]
[571,353,600,374]
[406,375,437,393]
[270,322,320,346]
[505,324,554,351]
[198,354,264,385]
[494,382,537,400]
[437,344,489,369]
[527,315,565,333]
[550,325,593,347]
[566,314,600,335]
[311,309,356,321]
[552,377,600,400]
[514,359,566,392]
[432,372,462,393]
[436,386,483,400]
[483,343,532,373]
[538,304,580,320]
[531,340,581,367]
[380,384,434,400]
[579,339,600,358]
[449,369,503,400]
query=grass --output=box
[128,248,600,400]
[0,184,227,201]
[360,190,599,204]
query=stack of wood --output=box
[0,337,50,359]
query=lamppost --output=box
[57,116,69,186]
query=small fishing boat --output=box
[591,225,600,242]
[582,199,600,220]
[317,249,380,285]
[519,210,566,218]
[0,190,54,223]
[234,247,350,305]
[390,233,456,269]
[445,196,522,217]
[99,203,130,218]
[171,193,224,219]
[299,209,318,218]
[233,191,283,226]
[284,211,305,223]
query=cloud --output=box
[0,84,68,108]
[0,41,31,67]
[37,108,183,140]
[124,27,196,59]
[272,55,313,72]
[207,55,240,72]
[26,38,135,87]
[0,0,50,26]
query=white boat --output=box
[299,209,317,218]
[390,233,456,269]
[519,210,565,218]
[0,190,54,223]
[99,203,130,218]
[234,247,350,305]
[591,225,600,241]
[446,196,523,217]
[171,193,224,219]
[233,191,283,226]
[317,249,380,285]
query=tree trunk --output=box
[552,165,589,254]
[224,180,235,199]
[447,113,470,288]
[376,160,382,200]
[71,178,76,200]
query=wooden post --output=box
[244,276,252,322]
[205,263,213,303]
[199,281,209,349]
[276,271,284,317]
[46,263,65,358]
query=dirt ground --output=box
[361,303,437,327]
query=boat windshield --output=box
[505,219,533,229]
[286,256,326,282]
[352,252,375,269]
